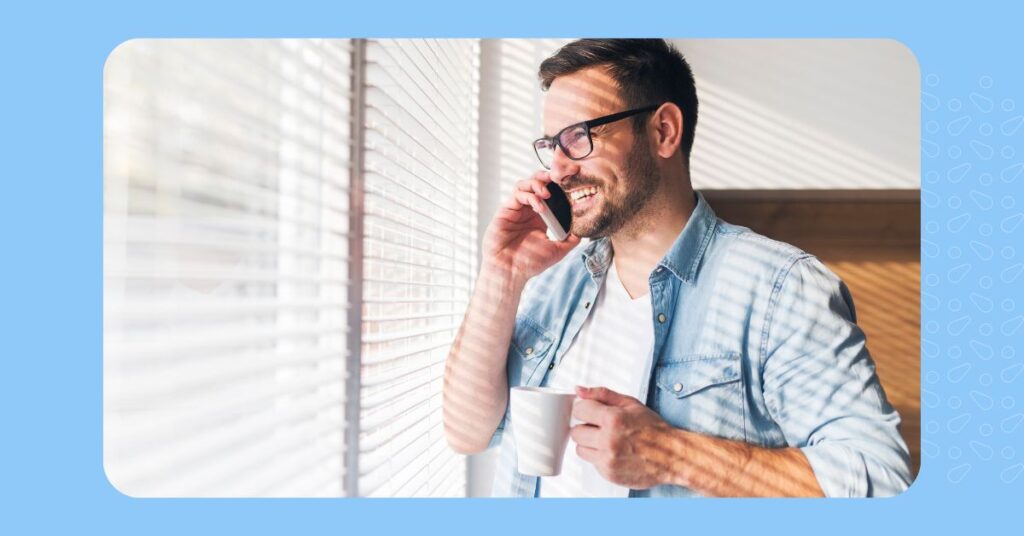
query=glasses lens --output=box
[559,124,592,159]
[534,139,555,169]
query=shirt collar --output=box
[580,191,717,285]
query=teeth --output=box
[569,187,598,202]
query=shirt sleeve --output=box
[761,255,913,497]
[488,409,507,449]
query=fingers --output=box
[572,398,612,427]
[576,385,636,408]
[570,423,602,449]
[509,188,544,214]
[504,188,544,214]
[576,443,600,465]
[554,233,581,250]
[502,171,554,212]
[514,173,552,199]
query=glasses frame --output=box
[532,104,662,169]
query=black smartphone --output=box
[537,182,572,241]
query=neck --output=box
[609,167,696,297]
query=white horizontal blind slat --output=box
[358,38,479,498]
[104,39,352,497]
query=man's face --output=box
[542,67,661,238]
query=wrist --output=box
[481,258,529,294]
[661,427,695,488]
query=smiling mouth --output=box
[567,186,599,205]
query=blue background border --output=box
[2,0,1021,533]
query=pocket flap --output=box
[511,317,554,361]
[656,354,741,398]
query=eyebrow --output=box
[542,125,566,139]
[542,119,583,139]
[543,104,658,138]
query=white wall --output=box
[679,39,919,190]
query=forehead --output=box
[542,67,624,136]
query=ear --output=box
[650,102,684,160]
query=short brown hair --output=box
[539,39,699,164]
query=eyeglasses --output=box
[532,104,661,169]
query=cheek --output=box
[582,163,623,193]
[601,173,628,204]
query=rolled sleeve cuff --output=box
[487,417,506,450]
[801,443,910,498]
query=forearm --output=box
[442,262,526,454]
[656,428,824,497]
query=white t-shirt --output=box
[538,261,655,498]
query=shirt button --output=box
[548,362,555,370]
[585,301,591,309]
[656,267,663,273]
[673,382,684,392]
[657,313,666,324]
[525,347,533,355]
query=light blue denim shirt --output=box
[488,191,912,498]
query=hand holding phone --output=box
[480,172,580,285]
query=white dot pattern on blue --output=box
[921,72,1023,485]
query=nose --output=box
[548,146,580,186]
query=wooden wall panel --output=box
[704,189,921,479]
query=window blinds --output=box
[104,38,480,498]
[103,39,353,497]
[357,39,479,497]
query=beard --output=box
[570,135,661,238]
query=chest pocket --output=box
[511,317,555,361]
[653,353,746,441]
[507,317,556,389]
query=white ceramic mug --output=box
[509,386,576,476]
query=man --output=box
[443,39,912,497]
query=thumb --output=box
[554,233,581,252]
[576,385,634,407]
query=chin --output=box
[571,214,611,239]
[570,201,610,238]
[570,222,594,238]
